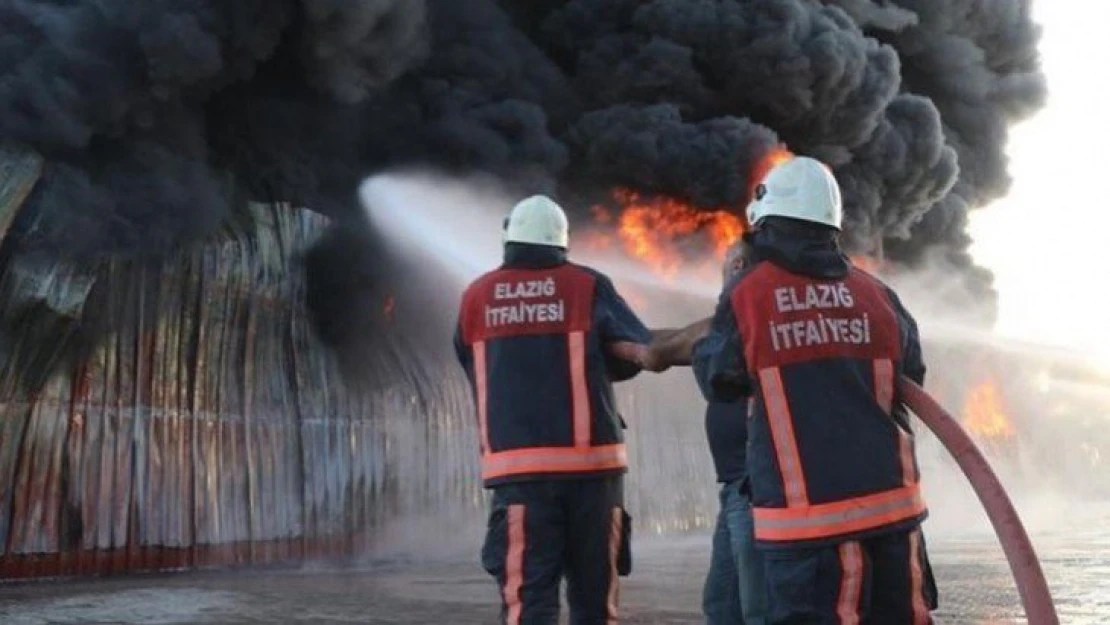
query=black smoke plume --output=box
[0,0,1044,337]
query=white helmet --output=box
[746,156,843,231]
[503,195,569,248]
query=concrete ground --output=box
[2,529,1108,625]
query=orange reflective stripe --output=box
[874,358,894,415]
[753,485,926,542]
[836,541,864,625]
[474,341,490,454]
[504,505,526,625]
[569,331,591,448]
[898,428,916,487]
[875,358,917,487]
[481,444,628,480]
[909,529,930,624]
[606,507,621,624]
[759,367,809,506]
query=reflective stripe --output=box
[481,444,628,481]
[753,485,926,542]
[898,428,917,488]
[474,341,490,455]
[504,505,526,625]
[836,541,864,625]
[876,358,917,487]
[606,507,622,624]
[759,367,809,506]
[874,358,894,415]
[569,331,591,449]
[909,529,930,624]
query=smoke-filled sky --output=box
[970,0,1110,363]
[1,1,1043,316]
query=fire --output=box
[961,380,1016,441]
[588,189,745,280]
[580,145,794,280]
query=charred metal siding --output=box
[0,149,482,578]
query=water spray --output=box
[900,377,1059,625]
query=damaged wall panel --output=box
[0,193,482,579]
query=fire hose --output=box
[900,377,1059,625]
[609,342,1058,622]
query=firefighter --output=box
[453,194,652,625]
[690,156,938,624]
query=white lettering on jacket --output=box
[773,283,855,312]
[767,283,871,352]
[768,314,871,351]
[486,277,564,328]
[484,300,566,327]
[493,277,557,300]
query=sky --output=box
[968,0,1110,361]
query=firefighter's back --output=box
[732,260,926,546]
[458,261,630,486]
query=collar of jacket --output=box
[502,243,568,269]
[745,221,850,280]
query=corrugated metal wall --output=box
[0,152,484,578]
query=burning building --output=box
[0,0,1051,579]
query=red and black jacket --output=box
[693,225,927,547]
[454,244,651,487]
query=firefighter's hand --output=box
[608,341,669,373]
[640,344,671,373]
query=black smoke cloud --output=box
[567,104,780,207]
[1,0,1043,296]
[850,0,1046,269]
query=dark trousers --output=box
[481,475,629,625]
[762,528,939,625]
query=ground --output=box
[1,528,1107,625]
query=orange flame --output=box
[961,380,1016,440]
[383,294,396,321]
[579,146,795,280]
[588,189,745,280]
